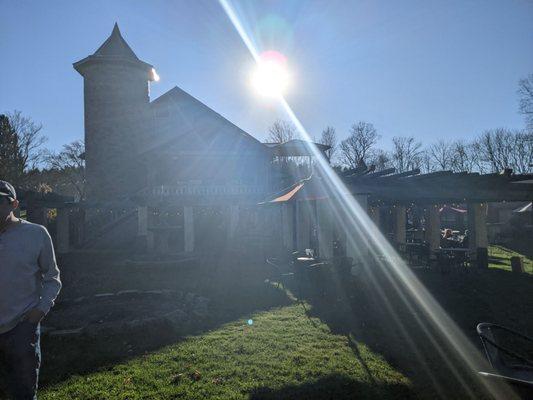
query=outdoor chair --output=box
[269,252,352,299]
[293,252,344,298]
[265,257,294,290]
[476,323,533,389]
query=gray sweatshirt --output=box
[0,219,62,333]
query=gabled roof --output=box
[148,86,264,151]
[152,86,258,142]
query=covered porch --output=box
[263,169,533,270]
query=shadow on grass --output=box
[249,374,415,400]
[497,243,533,259]
[1,252,294,393]
[488,256,509,265]
[289,265,533,399]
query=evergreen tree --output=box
[0,114,24,182]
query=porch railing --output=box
[140,184,266,197]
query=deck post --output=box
[281,203,294,251]
[296,201,310,252]
[468,202,488,268]
[317,201,334,259]
[184,206,194,253]
[137,206,148,251]
[345,195,369,260]
[426,205,441,252]
[229,205,239,239]
[368,206,381,231]
[393,205,407,245]
[138,206,148,235]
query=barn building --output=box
[67,24,326,254]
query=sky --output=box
[1,0,532,152]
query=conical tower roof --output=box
[74,23,155,80]
[93,23,139,60]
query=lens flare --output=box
[218,0,519,398]
[251,51,290,97]
[152,68,160,82]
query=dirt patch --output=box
[44,290,209,336]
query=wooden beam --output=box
[358,168,396,180]
[380,168,421,180]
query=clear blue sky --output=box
[1,0,532,151]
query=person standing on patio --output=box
[0,180,62,400]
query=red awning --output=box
[269,183,305,203]
[262,176,338,204]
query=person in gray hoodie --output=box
[0,180,61,400]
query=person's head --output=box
[444,228,453,238]
[0,180,19,221]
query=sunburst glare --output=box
[251,50,290,98]
[219,0,520,398]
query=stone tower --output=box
[74,23,157,200]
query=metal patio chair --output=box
[477,323,533,388]
[265,256,295,290]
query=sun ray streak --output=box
[218,0,260,62]
[218,1,519,398]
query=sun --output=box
[251,50,290,98]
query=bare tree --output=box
[508,130,533,173]
[469,139,488,174]
[477,128,515,172]
[475,128,532,173]
[450,140,479,172]
[266,119,297,143]
[339,121,380,169]
[367,149,391,171]
[390,136,422,173]
[419,150,434,174]
[428,140,453,171]
[45,140,86,200]
[319,126,337,163]
[518,74,533,130]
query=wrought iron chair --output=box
[477,323,533,388]
[266,251,324,298]
[265,256,295,290]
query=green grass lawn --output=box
[41,304,412,400]
[489,245,533,274]
[15,252,532,399]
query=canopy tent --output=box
[260,168,533,266]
